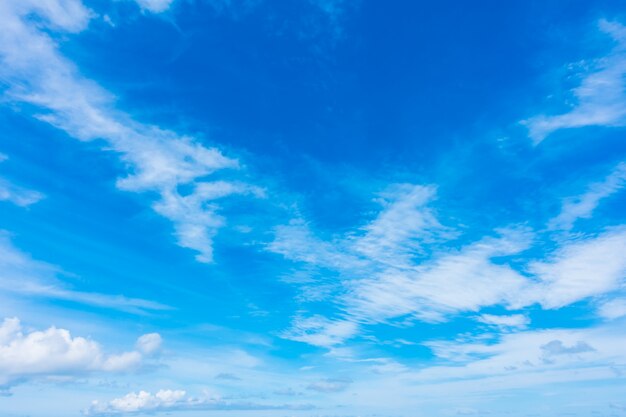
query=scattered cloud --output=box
[0,317,160,391]
[549,162,626,231]
[85,389,315,415]
[523,20,626,144]
[0,0,259,263]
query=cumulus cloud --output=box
[85,389,315,415]
[523,20,626,144]
[0,0,259,263]
[549,162,626,231]
[0,317,160,390]
[0,232,169,314]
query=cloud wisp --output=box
[0,0,261,263]
[85,389,314,415]
[0,154,44,207]
[0,232,170,314]
[549,162,626,231]
[523,20,626,144]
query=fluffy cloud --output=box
[0,0,258,263]
[523,20,626,144]
[0,317,160,390]
[0,232,169,314]
[549,162,626,231]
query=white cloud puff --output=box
[0,317,161,390]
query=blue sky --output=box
[1,0,626,416]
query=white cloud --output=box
[135,333,162,355]
[417,324,626,386]
[346,228,533,324]
[0,232,169,314]
[476,314,529,330]
[549,162,626,231]
[597,298,626,320]
[85,389,315,415]
[0,156,44,207]
[523,227,626,309]
[523,20,626,144]
[134,0,175,13]
[282,315,358,348]
[0,0,257,263]
[0,317,160,390]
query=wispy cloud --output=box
[523,20,626,144]
[0,155,44,207]
[272,181,626,348]
[0,0,258,262]
[549,162,626,231]
[133,0,176,13]
[85,389,314,415]
[0,317,161,392]
[523,227,626,309]
[0,232,170,314]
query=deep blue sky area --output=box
[1,1,626,416]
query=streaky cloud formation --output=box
[0,232,170,314]
[549,162,626,231]
[0,0,257,263]
[524,20,626,144]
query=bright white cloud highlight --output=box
[0,0,258,263]
[524,20,626,144]
[550,162,626,231]
[0,317,160,390]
